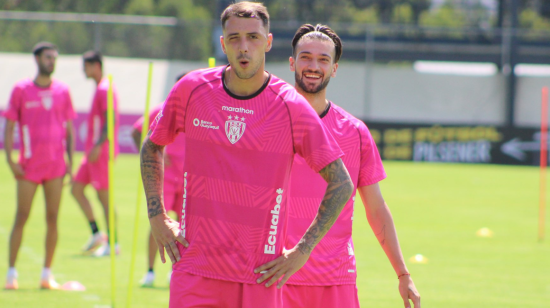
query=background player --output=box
[71,50,120,257]
[284,24,421,308]
[140,2,353,307]
[132,72,187,287]
[3,42,76,290]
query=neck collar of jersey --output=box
[222,64,271,100]
[319,101,332,119]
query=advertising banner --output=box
[365,122,545,166]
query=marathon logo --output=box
[180,172,187,237]
[222,106,254,114]
[264,188,284,255]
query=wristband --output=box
[398,273,410,279]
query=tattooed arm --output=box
[358,183,420,308]
[254,158,353,288]
[140,132,188,264]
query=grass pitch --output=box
[0,154,549,307]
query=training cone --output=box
[409,254,428,264]
[476,227,493,238]
[61,281,86,291]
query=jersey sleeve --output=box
[357,123,387,187]
[148,77,189,146]
[288,94,343,173]
[97,88,109,114]
[2,85,23,121]
[64,88,77,121]
[133,105,162,133]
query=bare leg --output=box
[71,182,95,223]
[9,180,39,267]
[148,230,157,270]
[96,189,116,242]
[42,177,63,269]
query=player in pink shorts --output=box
[3,42,76,290]
[71,51,120,257]
[284,25,421,308]
[132,72,187,287]
[139,2,354,307]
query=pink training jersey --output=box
[286,102,387,286]
[149,66,343,284]
[134,104,185,189]
[85,78,119,155]
[2,78,75,166]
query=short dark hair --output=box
[32,42,57,56]
[83,50,103,68]
[292,24,343,63]
[220,1,270,32]
[175,71,188,83]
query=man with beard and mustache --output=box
[140,2,353,307]
[283,24,421,308]
[3,42,76,290]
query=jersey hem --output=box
[172,267,262,285]
[285,280,357,287]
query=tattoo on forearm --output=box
[147,196,163,218]
[375,224,386,246]
[140,132,165,218]
[297,159,353,254]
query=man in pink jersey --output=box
[3,42,76,290]
[132,72,187,287]
[139,2,353,307]
[71,50,120,257]
[283,24,421,308]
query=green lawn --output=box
[0,154,549,307]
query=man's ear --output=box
[265,33,273,52]
[220,36,227,54]
[289,56,295,72]
[331,63,339,78]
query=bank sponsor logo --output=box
[193,118,219,130]
[25,101,41,109]
[225,115,246,144]
[264,188,284,255]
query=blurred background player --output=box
[131,72,187,287]
[71,50,120,257]
[284,24,421,308]
[3,42,76,290]
[140,2,353,307]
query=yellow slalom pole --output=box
[126,62,153,308]
[107,75,116,307]
[209,57,216,68]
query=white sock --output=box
[41,268,51,280]
[7,267,17,278]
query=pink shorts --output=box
[19,158,66,184]
[74,153,109,190]
[284,284,360,308]
[169,271,283,308]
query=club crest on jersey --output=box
[41,96,53,110]
[225,115,246,144]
